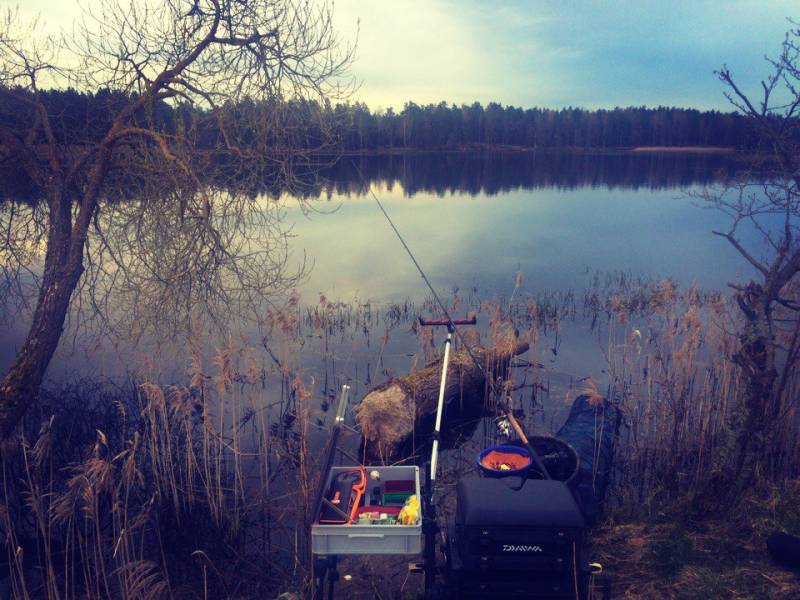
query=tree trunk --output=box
[729,286,779,484]
[355,340,529,461]
[0,193,84,439]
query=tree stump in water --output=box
[355,339,529,461]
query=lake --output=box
[291,151,753,303]
[1,150,758,424]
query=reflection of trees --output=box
[0,147,746,347]
[0,200,45,317]
[0,0,354,437]
[294,151,744,200]
[82,188,303,343]
[0,164,322,343]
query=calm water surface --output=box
[2,151,760,420]
[291,153,753,302]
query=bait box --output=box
[312,465,422,555]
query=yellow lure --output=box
[397,494,420,525]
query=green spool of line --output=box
[383,492,412,504]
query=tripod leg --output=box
[327,556,339,600]
[313,556,338,600]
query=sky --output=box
[333,0,797,111]
[15,0,799,111]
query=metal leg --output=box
[429,331,452,485]
[327,556,339,600]
[417,317,475,594]
[424,329,452,592]
[313,556,339,600]
[423,477,438,591]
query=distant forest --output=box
[0,88,759,156]
[333,101,756,150]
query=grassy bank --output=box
[591,484,800,599]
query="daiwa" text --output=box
[501,544,543,553]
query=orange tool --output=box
[347,467,367,523]
[319,466,367,524]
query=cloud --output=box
[333,0,503,108]
[14,0,800,110]
[336,0,798,110]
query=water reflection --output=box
[1,151,754,387]
[310,150,742,198]
[290,153,753,304]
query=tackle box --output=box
[311,465,422,555]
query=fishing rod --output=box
[310,385,350,600]
[310,384,351,526]
[353,160,551,478]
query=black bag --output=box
[556,395,621,525]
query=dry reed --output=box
[3,278,799,599]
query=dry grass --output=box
[589,483,800,598]
[0,291,424,600]
[580,273,800,598]
[2,275,799,599]
[1,339,315,599]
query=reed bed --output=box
[592,277,800,507]
[2,276,799,599]
[1,341,320,599]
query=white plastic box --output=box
[311,465,422,555]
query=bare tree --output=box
[0,0,354,438]
[706,21,800,483]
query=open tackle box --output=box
[312,318,475,595]
[311,465,422,555]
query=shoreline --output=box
[337,144,741,157]
[630,145,735,153]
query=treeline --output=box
[0,87,761,158]
[333,102,757,150]
[0,87,333,152]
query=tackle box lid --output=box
[456,478,584,528]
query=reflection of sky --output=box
[287,182,757,303]
[1,165,770,398]
[283,179,769,426]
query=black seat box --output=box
[453,478,585,573]
[445,571,582,599]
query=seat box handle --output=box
[347,534,385,539]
